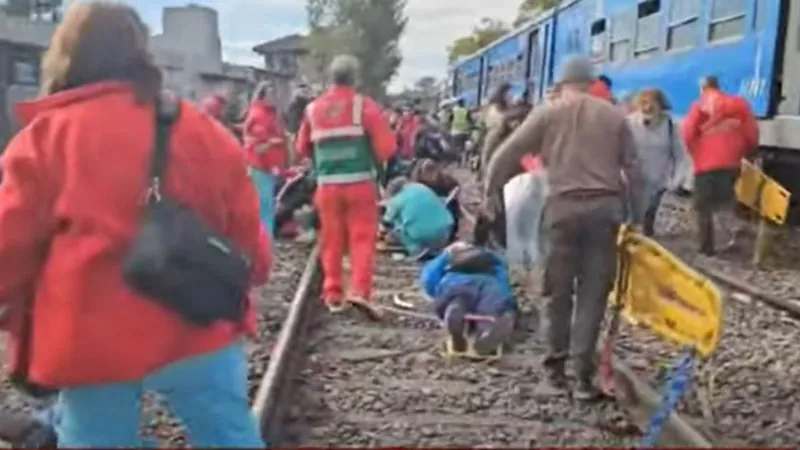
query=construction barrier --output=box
[735,159,791,265]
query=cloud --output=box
[63,0,520,91]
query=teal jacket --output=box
[383,182,454,242]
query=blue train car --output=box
[576,0,782,120]
[451,51,484,108]
[479,26,530,104]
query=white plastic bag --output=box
[503,171,549,268]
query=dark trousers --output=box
[543,196,622,381]
[643,189,666,237]
[693,169,738,253]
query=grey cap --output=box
[556,55,594,84]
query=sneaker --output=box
[574,379,605,402]
[324,298,347,313]
[473,312,515,356]
[443,302,467,353]
[347,296,384,321]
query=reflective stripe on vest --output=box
[307,95,375,184]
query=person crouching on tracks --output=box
[682,75,759,255]
[0,3,271,447]
[483,55,643,400]
[626,89,685,237]
[295,54,396,317]
[381,177,454,261]
[411,159,461,243]
[420,241,516,357]
[243,81,288,237]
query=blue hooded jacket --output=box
[419,248,516,317]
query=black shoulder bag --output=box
[122,96,252,327]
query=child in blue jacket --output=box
[420,241,517,355]
[382,177,454,259]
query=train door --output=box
[539,23,552,100]
[526,28,541,101]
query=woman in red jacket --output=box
[243,82,288,237]
[0,2,270,447]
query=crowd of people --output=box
[0,1,760,448]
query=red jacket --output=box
[520,154,543,173]
[243,100,288,173]
[0,82,270,387]
[295,85,396,164]
[589,80,614,103]
[397,114,421,159]
[682,90,759,173]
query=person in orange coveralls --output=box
[243,81,288,237]
[682,75,759,255]
[296,54,396,318]
[0,2,270,447]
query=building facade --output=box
[252,34,324,113]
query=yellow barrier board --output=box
[610,231,723,357]
[735,159,791,225]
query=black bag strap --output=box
[146,93,181,204]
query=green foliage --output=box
[306,0,408,100]
[447,18,510,63]
[514,0,560,26]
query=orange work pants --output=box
[314,181,379,302]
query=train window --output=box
[669,0,701,22]
[666,0,700,51]
[667,20,699,50]
[590,19,607,61]
[610,9,635,63]
[753,0,766,31]
[708,0,746,42]
[635,0,661,58]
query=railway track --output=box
[252,191,711,447]
[614,197,800,446]
[0,241,314,448]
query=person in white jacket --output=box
[625,88,686,236]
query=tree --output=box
[414,76,437,96]
[513,0,560,26]
[447,18,510,63]
[306,0,408,100]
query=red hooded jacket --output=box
[0,82,271,386]
[243,99,288,173]
[397,114,421,159]
[682,90,759,173]
[589,80,614,103]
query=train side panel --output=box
[481,29,529,104]
[588,0,781,119]
[452,54,483,108]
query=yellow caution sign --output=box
[610,230,722,357]
[735,159,791,225]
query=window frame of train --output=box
[590,18,608,63]
[666,0,702,53]
[707,0,747,45]
[634,0,662,60]
[753,0,766,32]
[609,8,636,64]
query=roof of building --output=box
[252,33,307,54]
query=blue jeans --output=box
[56,342,264,448]
[251,168,277,237]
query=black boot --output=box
[542,357,570,391]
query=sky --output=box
[64,0,522,92]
